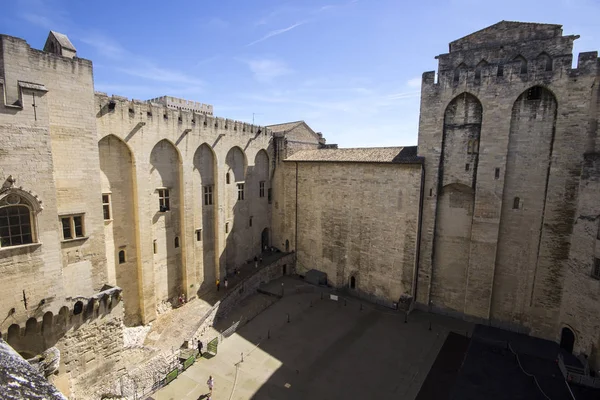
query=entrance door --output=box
[261,228,269,251]
[560,327,575,353]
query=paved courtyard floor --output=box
[151,278,472,400]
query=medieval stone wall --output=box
[289,161,422,304]
[95,94,273,324]
[417,22,600,363]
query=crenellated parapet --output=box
[146,95,213,115]
[95,92,271,139]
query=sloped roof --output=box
[449,21,563,52]
[266,121,304,133]
[285,146,422,164]
[48,31,76,51]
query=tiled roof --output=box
[285,146,422,164]
[266,121,303,133]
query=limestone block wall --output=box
[289,161,422,304]
[95,94,272,323]
[416,25,600,359]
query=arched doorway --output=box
[560,327,575,353]
[350,276,356,289]
[261,228,269,251]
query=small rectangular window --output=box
[237,183,245,201]
[465,163,470,171]
[495,168,500,179]
[593,259,600,279]
[158,189,170,211]
[203,185,213,206]
[268,188,272,204]
[61,217,72,240]
[102,193,111,220]
[61,214,85,240]
[153,239,157,254]
[225,222,229,233]
[249,216,253,227]
[196,229,202,241]
[497,64,504,77]
[259,181,265,198]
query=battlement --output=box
[96,92,270,136]
[146,95,213,115]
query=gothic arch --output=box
[536,52,553,72]
[453,62,468,83]
[225,146,247,182]
[475,60,488,81]
[491,86,557,324]
[513,55,528,74]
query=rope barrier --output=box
[508,343,552,400]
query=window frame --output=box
[118,249,126,264]
[0,204,35,248]
[102,193,112,221]
[196,229,202,242]
[237,183,245,201]
[158,188,170,212]
[60,214,86,241]
[259,181,265,198]
[203,185,213,206]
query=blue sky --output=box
[2,0,599,147]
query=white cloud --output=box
[406,77,422,88]
[80,33,127,59]
[116,64,204,86]
[241,59,293,83]
[247,21,307,47]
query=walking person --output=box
[216,279,220,292]
[224,277,228,290]
[207,375,214,395]
[197,340,203,357]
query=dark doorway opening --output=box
[285,239,290,252]
[560,327,575,353]
[261,228,269,251]
[350,276,356,289]
[282,264,287,275]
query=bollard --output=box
[287,313,290,323]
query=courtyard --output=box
[150,277,472,400]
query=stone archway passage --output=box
[560,327,575,353]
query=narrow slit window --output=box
[472,139,479,154]
[226,173,230,184]
[593,258,600,279]
[467,140,473,154]
[495,168,500,179]
[225,222,229,233]
[268,188,272,204]
[102,193,111,220]
[237,183,245,200]
[249,216,253,227]
[174,236,180,248]
[465,163,470,171]
[259,181,265,198]
[158,189,170,212]
[513,197,520,210]
[153,239,157,254]
[497,64,504,77]
[118,250,126,264]
[196,229,202,241]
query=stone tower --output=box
[416,21,600,361]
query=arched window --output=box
[0,204,33,247]
[0,187,41,248]
[453,63,467,83]
[118,250,126,264]
[350,276,356,289]
[226,172,230,184]
[174,236,180,248]
[513,197,520,209]
[475,60,488,81]
[536,52,552,72]
[514,55,528,74]
[73,301,83,315]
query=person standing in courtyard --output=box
[197,340,203,356]
[207,375,214,395]
[216,278,220,292]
